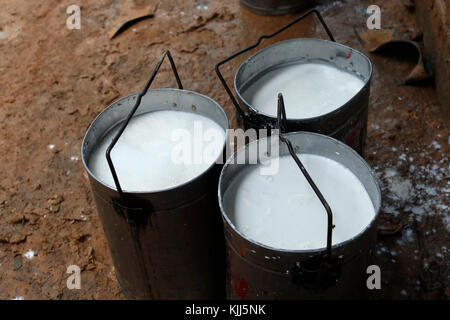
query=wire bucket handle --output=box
[276,93,343,290]
[215,8,335,119]
[276,93,334,259]
[106,50,183,203]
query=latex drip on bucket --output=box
[276,93,342,290]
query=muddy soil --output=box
[0,0,448,299]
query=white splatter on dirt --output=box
[23,250,35,260]
[375,137,449,231]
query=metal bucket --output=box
[81,52,229,299]
[216,9,373,156]
[218,131,381,299]
[240,0,315,15]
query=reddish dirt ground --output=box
[0,0,448,299]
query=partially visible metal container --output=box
[216,9,373,156]
[240,0,316,15]
[81,51,228,299]
[218,131,381,299]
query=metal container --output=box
[81,52,229,299]
[218,131,381,299]
[240,0,315,15]
[216,9,373,156]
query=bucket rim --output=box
[81,88,229,195]
[234,37,373,121]
[218,130,381,255]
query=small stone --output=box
[13,257,22,270]
[48,194,64,205]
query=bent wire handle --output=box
[106,50,183,201]
[215,8,335,119]
[277,93,334,259]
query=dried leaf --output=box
[107,1,157,39]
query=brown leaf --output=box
[355,27,432,84]
[107,1,157,39]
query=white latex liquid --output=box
[223,154,375,250]
[89,110,225,192]
[242,62,365,119]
